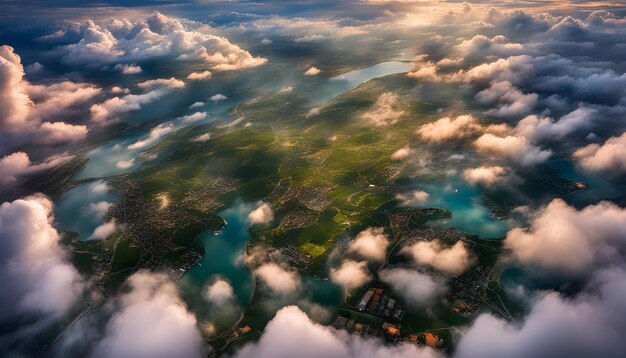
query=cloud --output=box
[0,151,73,185]
[248,202,274,224]
[233,305,442,358]
[127,122,176,150]
[86,201,113,219]
[329,260,372,291]
[391,145,414,160]
[90,78,184,124]
[401,241,473,275]
[203,277,235,305]
[115,159,135,169]
[90,219,117,240]
[347,227,389,262]
[379,268,445,308]
[51,13,266,71]
[178,111,208,123]
[504,199,626,276]
[463,166,507,185]
[92,271,205,358]
[304,67,320,76]
[417,115,480,142]
[456,35,527,58]
[361,92,404,126]
[0,45,99,152]
[474,133,552,166]
[190,133,211,142]
[254,263,300,295]
[456,267,626,358]
[574,132,626,175]
[0,194,83,323]
[395,190,430,206]
[186,70,212,81]
[114,63,142,74]
[189,101,205,109]
[475,81,538,118]
[210,93,227,102]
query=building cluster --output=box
[358,287,405,321]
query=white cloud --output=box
[379,268,445,308]
[210,93,227,102]
[203,277,234,305]
[304,67,320,76]
[92,271,205,358]
[347,227,389,262]
[476,81,538,118]
[127,122,176,150]
[0,45,99,151]
[463,166,506,185]
[391,145,414,160]
[361,92,404,126]
[114,63,142,74]
[115,159,135,169]
[233,305,442,358]
[474,133,551,166]
[456,267,626,358]
[186,70,212,81]
[417,115,479,142]
[52,13,266,72]
[90,219,117,240]
[178,111,208,123]
[0,194,83,322]
[189,101,204,109]
[86,201,113,219]
[396,190,430,206]
[574,132,626,175]
[329,260,372,291]
[254,263,300,294]
[0,151,73,185]
[505,199,626,276]
[191,133,211,143]
[90,78,184,124]
[402,241,473,275]
[248,202,274,224]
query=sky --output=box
[1,1,626,358]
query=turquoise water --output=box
[55,180,119,241]
[178,202,256,328]
[421,176,509,239]
[547,158,624,204]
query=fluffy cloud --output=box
[114,64,142,74]
[210,93,227,102]
[0,151,73,185]
[504,199,626,276]
[178,112,208,123]
[128,122,177,150]
[86,201,113,219]
[234,305,442,358]
[304,67,320,76]
[396,190,430,206]
[186,71,212,81]
[463,166,506,185]
[474,133,551,166]
[574,132,626,175]
[456,267,626,358]
[417,115,479,142]
[347,227,389,262]
[0,45,99,151]
[248,202,274,225]
[329,260,372,291]
[203,277,235,305]
[90,78,184,124]
[191,133,211,142]
[92,271,205,358]
[361,92,404,126]
[90,219,118,240]
[401,241,473,275]
[475,81,538,118]
[0,194,83,323]
[51,13,266,71]
[391,145,414,160]
[379,268,445,308]
[254,263,300,294]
